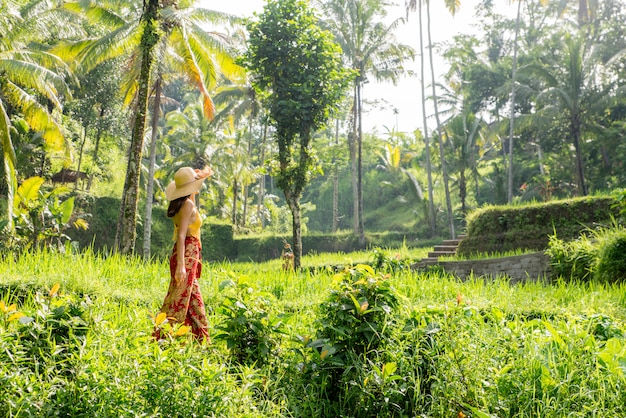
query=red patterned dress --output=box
[154,211,210,342]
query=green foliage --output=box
[312,265,399,358]
[5,177,86,252]
[0,284,90,382]
[243,0,351,194]
[596,229,626,284]
[214,275,286,366]
[611,188,626,223]
[202,219,236,262]
[458,196,620,256]
[371,247,412,273]
[546,224,626,284]
[546,233,598,281]
[1,251,626,416]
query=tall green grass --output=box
[1,249,625,417]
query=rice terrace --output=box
[2,0,626,416]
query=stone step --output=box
[428,250,456,258]
[414,235,467,269]
[433,245,457,252]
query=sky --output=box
[199,0,517,135]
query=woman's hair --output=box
[167,195,191,218]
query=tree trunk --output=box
[418,0,436,236]
[332,119,339,233]
[115,0,161,255]
[357,81,365,245]
[75,127,87,192]
[88,105,105,191]
[507,0,522,203]
[143,76,161,259]
[349,87,359,235]
[572,112,587,195]
[426,0,455,239]
[285,191,302,270]
[460,169,467,214]
[257,121,268,229]
[232,180,238,226]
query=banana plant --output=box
[11,176,87,250]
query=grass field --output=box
[1,248,625,417]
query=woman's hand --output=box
[175,264,187,282]
[195,166,213,179]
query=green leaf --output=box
[59,196,75,225]
[14,176,45,211]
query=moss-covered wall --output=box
[457,196,619,257]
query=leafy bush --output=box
[312,264,399,358]
[545,233,598,281]
[546,225,626,284]
[214,275,286,366]
[0,284,91,384]
[595,229,626,284]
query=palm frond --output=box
[2,81,66,153]
[78,21,142,71]
[62,1,132,30]
[0,54,70,107]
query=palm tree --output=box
[444,112,484,214]
[212,76,266,228]
[406,0,436,235]
[319,0,415,244]
[0,1,73,233]
[406,0,458,239]
[63,0,242,254]
[527,34,604,196]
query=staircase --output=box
[414,235,466,268]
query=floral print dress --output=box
[154,211,210,342]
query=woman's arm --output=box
[174,199,194,281]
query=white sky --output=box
[199,0,518,135]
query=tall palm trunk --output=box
[507,0,522,203]
[87,106,105,191]
[143,76,162,259]
[257,121,268,229]
[426,0,455,238]
[332,118,339,233]
[357,81,365,245]
[75,128,87,192]
[571,111,587,195]
[349,86,359,235]
[116,0,161,254]
[232,180,238,226]
[418,0,436,236]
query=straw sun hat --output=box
[165,167,207,201]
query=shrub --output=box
[202,219,236,262]
[595,229,626,284]
[214,275,285,366]
[546,233,598,281]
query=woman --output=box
[154,166,212,342]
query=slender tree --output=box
[406,0,457,238]
[527,34,606,196]
[406,0,436,235]
[319,0,415,244]
[426,0,456,238]
[242,0,350,269]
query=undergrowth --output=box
[0,249,625,417]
